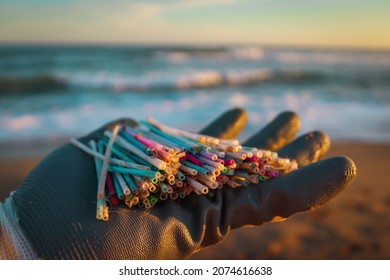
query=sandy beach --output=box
[1,141,389,259]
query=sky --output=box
[0,0,389,49]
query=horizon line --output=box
[0,41,389,51]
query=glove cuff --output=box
[0,195,38,259]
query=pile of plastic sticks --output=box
[70,117,298,221]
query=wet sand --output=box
[1,142,389,259]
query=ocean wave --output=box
[0,75,67,95]
[156,46,264,62]
[274,49,390,65]
[2,89,390,143]
[1,67,389,95]
[62,68,326,91]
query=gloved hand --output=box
[1,108,356,259]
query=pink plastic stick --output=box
[247,155,259,162]
[186,152,203,166]
[106,173,119,206]
[224,159,235,165]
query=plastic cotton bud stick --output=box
[114,172,131,196]
[186,177,209,194]
[70,138,150,170]
[106,173,119,206]
[71,117,298,221]
[197,174,219,189]
[105,131,167,170]
[96,125,120,199]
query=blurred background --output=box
[0,0,389,259]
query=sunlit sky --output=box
[0,0,389,48]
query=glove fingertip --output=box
[298,155,356,210]
[243,110,300,149]
[261,155,356,223]
[278,130,331,167]
[325,155,357,197]
[199,107,248,139]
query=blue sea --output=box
[0,45,389,145]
